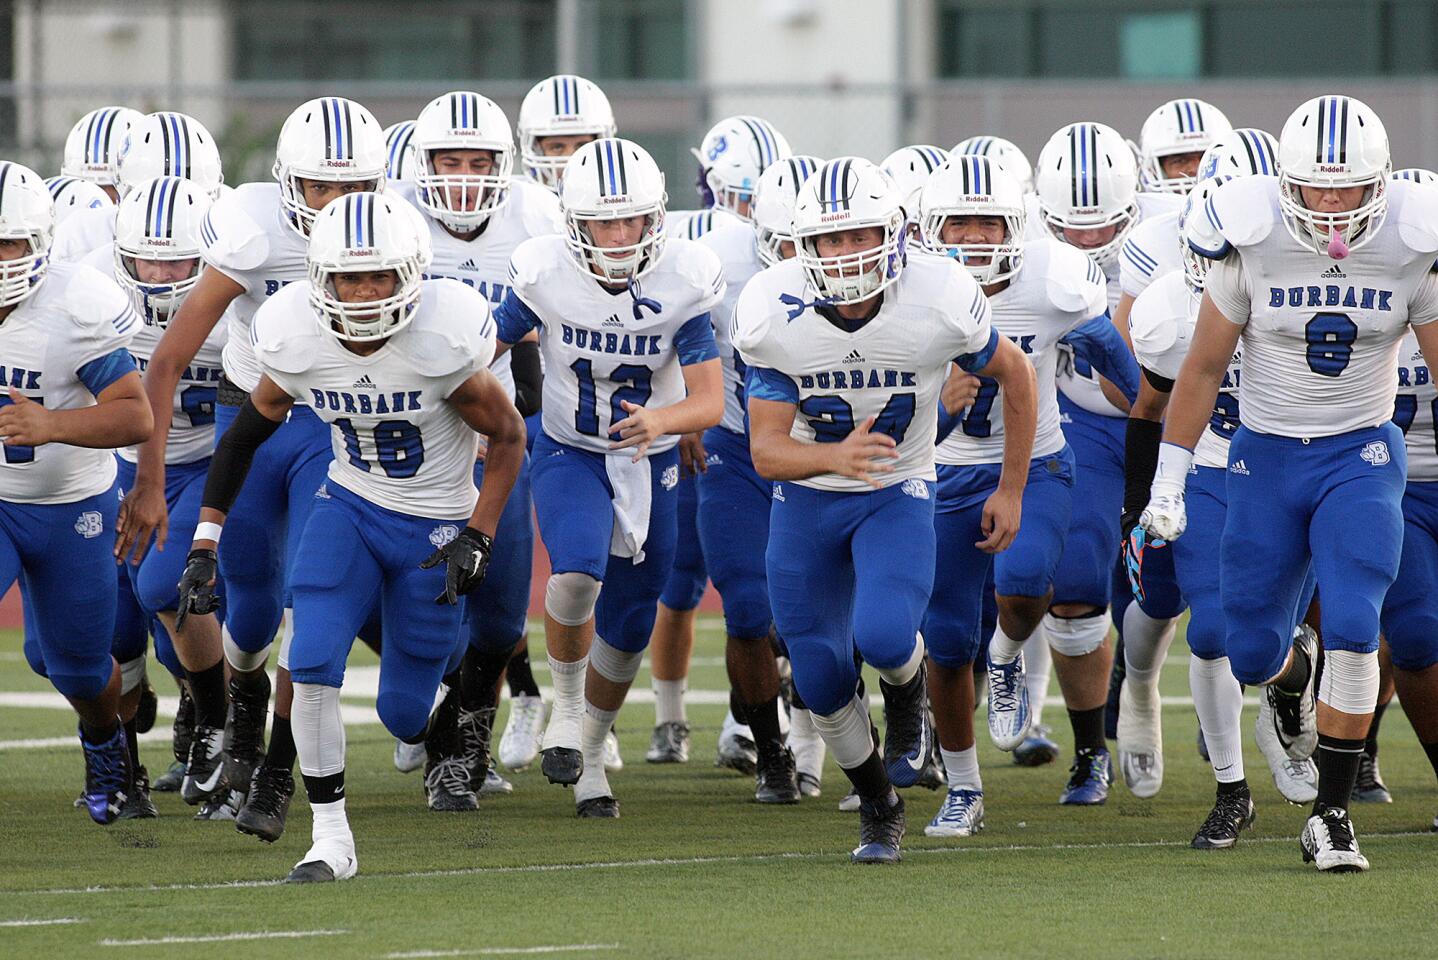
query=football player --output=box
[1137,99,1233,195]
[383,121,418,183]
[59,106,142,202]
[735,157,1033,862]
[1143,95,1438,871]
[178,191,524,882]
[493,138,725,817]
[516,74,617,192]
[951,137,1034,193]
[46,176,113,227]
[0,161,153,824]
[880,144,950,234]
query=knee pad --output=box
[660,563,707,612]
[224,624,271,673]
[720,581,772,642]
[589,635,645,685]
[545,572,602,627]
[874,633,925,687]
[1227,626,1291,686]
[119,655,148,696]
[810,696,875,769]
[1317,649,1380,715]
[292,682,346,778]
[376,689,431,742]
[1044,610,1110,657]
[1388,621,1438,671]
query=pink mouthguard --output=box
[1327,227,1350,260]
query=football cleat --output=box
[603,727,623,772]
[1267,754,1319,805]
[1353,752,1393,803]
[1059,749,1111,805]
[1013,724,1061,767]
[1264,626,1319,761]
[838,791,861,812]
[457,706,498,791]
[1117,679,1164,799]
[424,756,478,811]
[235,765,294,843]
[181,724,227,805]
[286,839,357,884]
[1191,786,1256,849]
[788,708,827,794]
[1301,806,1369,873]
[152,760,186,793]
[851,794,905,863]
[646,721,691,763]
[224,674,270,794]
[117,765,158,820]
[171,684,195,766]
[925,788,985,838]
[539,705,583,785]
[715,710,758,775]
[135,678,159,735]
[393,738,427,773]
[79,725,131,825]
[576,795,620,818]
[754,746,800,804]
[797,772,823,798]
[880,662,933,788]
[193,787,243,821]
[479,765,514,796]
[498,694,546,771]
[986,652,1032,751]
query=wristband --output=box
[194,521,223,545]
[1150,442,1194,498]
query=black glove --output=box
[176,548,220,628]
[419,527,493,605]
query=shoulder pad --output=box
[1394,179,1438,256]
[252,284,325,375]
[511,179,564,237]
[506,235,564,295]
[732,265,794,365]
[1203,176,1279,252]
[666,238,726,307]
[394,280,496,377]
[697,220,756,263]
[1137,192,1183,219]
[1041,239,1109,316]
[200,187,272,273]
[61,262,137,340]
[1128,272,1194,380]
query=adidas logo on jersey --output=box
[1320,264,1346,279]
[458,259,478,271]
[1229,460,1250,476]
[842,349,865,364]
[352,374,376,390]
[772,483,785,502]
[602,316,625,328]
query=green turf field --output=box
[2,619,1435,960]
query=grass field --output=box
[2,618,1436,960]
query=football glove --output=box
[420,527,493,605]
[1122,525,1168,604]
[176,548,220,628]
[1139,492,1187,542]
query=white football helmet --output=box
[116,112,223,201]
[383,121,418,183]
[1178,177,1232,294]
[920,155,1026,285]
[1277,95,1391,256]
[693,115,791,221]
[0,162,55,309]
[752,155,823,267]
[792,157,906,304]
[517,74,617,191]
[1035,122,1140,267]
[307,191,431,342]
[561,138,667,284]
[113,176,212,327]
[1196,128,1280,181]
[61,107,143,187]
[880,145,951,224]
[412,91,514,232]
[951,136,1034,193]
[1139,99,1233,194]
[273,97,388,237]
[45,176,113,226]
[1395,167,1438,185]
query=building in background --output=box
[5,0,1438,189]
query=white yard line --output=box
[386,947,619,958]
[100,928,348,946]
[0,917,84,927]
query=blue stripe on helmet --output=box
[1326,96,1337,163]
[1078,125,1089,206]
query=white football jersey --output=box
[937,239,1107,466]
[697,220,764,434]
[253,279,494,518]
[1130,270,1242,470]
[497,235,725,456]
[50,205,117,264]
[395,178,562,402]
[1394,331,1438,482]
[735,254,996,493]
[0,262,139,504]
[667,208,745,240]
[1200,177,1438,438]
[1119,209,1180,300]
[1055,192,1180,417]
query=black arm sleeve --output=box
[201,398,285,515]
[510,339,543,418]
[1122,416,1165,536]
[1142,367,1176,393]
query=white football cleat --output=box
[479,765,514,796]
[985,652,1031,752]
[1301,806,1369,873]
[924,788,985,838]
[715,709,758,775]
[1266,754,1318,805]
[1117,678,1163,799]
[603,727,623,772]
[789,707,826,796]
[393,738,427,774]
[498,694,546,771]
[838,791,860,812]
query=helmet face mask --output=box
[752,155,823,268]
[412,92,514,232]
[1036,122,1140,267]
[0,162,55,311]
[1277,95,1391,256]
[113,176,212,327]
[306,192,431,343]
[274,97,389,238]
[792,158,906,305]
[920,156,1026,285]
[518,75,617,191]
[1178,177,1230,295]
[561,138,668,285]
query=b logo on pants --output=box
[1361,441,1391,467]
[74,511,103,539]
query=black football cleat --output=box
[541,746,583,786]
[235,765,294,843]
[851,793,905,863]
[576,795,620,818]
[1192,786,1255,849]
[754,745,800,804]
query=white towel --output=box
[606,453,652,564]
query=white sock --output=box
[876,633,925,688]
[941,745,982,792]
[309,798,352,845]
[1123,604,1178,692]
[547,654,588,719]
[575,701,618,802]
[988,623,1024,665]
[653,677,687,726]
[293,682,346,779]
[1023,634,1051,726]
[1190,655,1244,783]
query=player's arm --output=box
[745,366,897,487]
[610,313,725,461]
[1063,313,1140,403]
[510,332,543,417]
[1408,271,1438,373]
[491,289,543,363]
[1122,369,1173,539]
[970,336,1037,553]
[1112,292,1137,352]
[0,364,151,450]
[422,369,526,605]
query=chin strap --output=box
[627,276,662,320]
[779,291,836,323]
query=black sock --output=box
[421,677,462,755]
[842,747,896,803]
[745,696,783,752]
[506,646,541,699]
[1365,700,1388,757]
[1216,777,1249,798]
[1273,642,1312,697]
[264,714,296,772]
[187,659,228,728]
[123,717,140,769]
[461,646,510,712]
[1422,740,1438,782]
[302,770,345,805]
[1069,706,1106,754]
[80,716,118,745]
[1313,733,1366,814]
[728,687,747,724]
